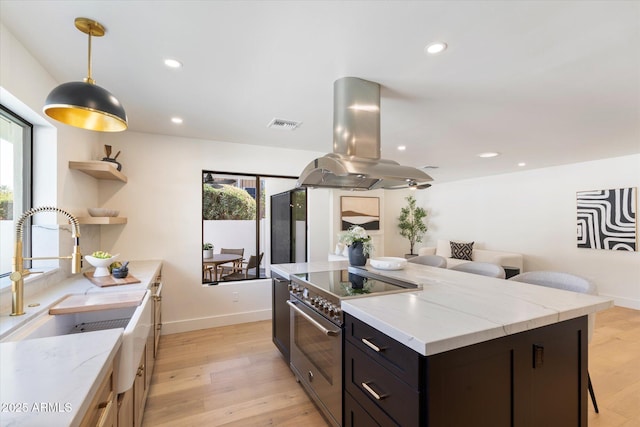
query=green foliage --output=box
[203,184,256,220]
[0,185,12,220]
[202,243,213,250]
[398,195,428,255]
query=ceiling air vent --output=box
[267,118,302,130]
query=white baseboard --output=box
[607,295,640,311]
[161,309,272,335]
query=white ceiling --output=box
[1,0,639,183]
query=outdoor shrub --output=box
[203,185,256,220]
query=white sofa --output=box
[418,239,523,271]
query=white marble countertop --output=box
[0,260,161,426]
[0,328,122,427]
[0,260,162,338]
[271,262,614,356]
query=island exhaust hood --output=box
[297,77,432,191]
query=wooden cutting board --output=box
[84,271,141,287]
[49,290,146,315]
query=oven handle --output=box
[286,300,341,337]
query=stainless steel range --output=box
[287,266,419,427]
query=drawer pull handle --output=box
[96,399,113,427]
[362,382,387,400]
[361,338,383,352]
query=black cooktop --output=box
[292,267,417,299]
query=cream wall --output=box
[383,155,640,309]
[98,130,326,333]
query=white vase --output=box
[203,249,213,259]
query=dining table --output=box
[203,254,244,282]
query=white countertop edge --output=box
[343,296,614,356]
[70,330,123,426]
[0,328,123,427]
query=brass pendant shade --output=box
[43,17,127,132]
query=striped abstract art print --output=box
[577,187,637,251]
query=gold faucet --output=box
[10,206,82,316]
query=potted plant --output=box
[202,243,213,259]
[397,195,428,257]
[339,225,374,266]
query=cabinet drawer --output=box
[344,390,399,427]
[80,366,115,427]
[345,341,420,427]
[345,313,421,388]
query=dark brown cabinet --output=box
[344,313,589,427]
[272,272,290,362]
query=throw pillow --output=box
[450,241,474,261]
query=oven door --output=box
[288,297,342,427]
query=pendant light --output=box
[43,17,127,132]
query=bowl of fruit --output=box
[84,251,119,277]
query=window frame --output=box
[202,170,305,284]
[0,104,33,278]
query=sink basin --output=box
[1,291,151,393]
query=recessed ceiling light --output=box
[477,152,500,158]
[518,162,526,167]
[397,145,406,151]
[425,41,448,55]
[164,58,183,69]
[171,117,183,124]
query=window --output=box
[0,105,32,278]
[202,171,306,284]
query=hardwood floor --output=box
[144,306,640,426]
[588,306,640,427]
[142,320,328,426]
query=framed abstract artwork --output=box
[340,196,380,231]
[577,187,637,251]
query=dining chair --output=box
[407,254,447,268]
[221,252,264,280]
[508,271,600,413]
[217,248,245,277]
[203,264,214,281]
[450,261,506,279]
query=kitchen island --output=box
[272,261,613,426]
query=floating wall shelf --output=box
[69,161,127,183]
[77,217,128,225]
